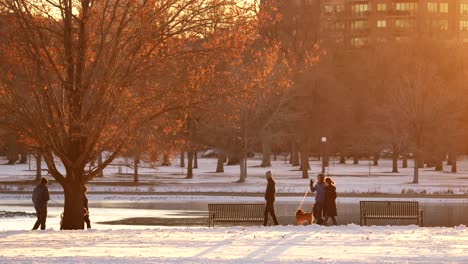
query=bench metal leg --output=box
[419,209,423,227]
[208,213,213,228]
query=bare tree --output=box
[0,0,254,229]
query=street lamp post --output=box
[321,137,327,174]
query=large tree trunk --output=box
[216,154,226,173]
[373,152,379,166]
[291,142,300,166]
[6,134,18,165]
[162,153,171,166]
[447,153,453,166]
[392,145,399,173]
[35,154,42,182]
[353,154,359,165]
[260,131,272,167]
[413,154,420,184]
[61,182,85,230]
[133,156,139,184]
[19,146,27,164]
[402,155,408,168]
[300,148,310,179]
[323,146,329,168]
[187,151,194,179]
[339,154,346,164]
[451,153,457,173]
[180,151,185,168]
[193,151,198,169]
[238,155,247,183]
[435,158,443,171]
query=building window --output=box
[428,2,438,13]
[351,3,369,16]
[432,20,448,31]
[395,19,415,29]
[376,37,387,43]
[440,20,449,30]
[439,3,448,13]
[335,22,345,30]
[428,2,448,13]
[377,20,387,28]
[396,2,418,15]
[351,20,369,31]
[461,4,468,15]
[377,3,387,12]
[350,37,367,47]
[324,5,334,14]
[461,20,468,31]
[396,36,409,42]
[336,4,345,13]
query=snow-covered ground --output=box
[1,156,467,195]
[1,157,466,263]
[0,225,467,263]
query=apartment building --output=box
[272,0,468,48]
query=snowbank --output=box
[0,225,467,263]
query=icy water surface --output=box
[1,196,467,230]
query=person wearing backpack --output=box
[32,177,50,230]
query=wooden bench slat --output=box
[208,203,264,227]
[360,201,423,227]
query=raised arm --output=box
[310,179,316,192]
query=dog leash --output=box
[49,198,61,205]
[297,188,309,211]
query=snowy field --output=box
[0,225,467,263]
[1,156,467,263]
[1,156,468,195]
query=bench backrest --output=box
[360,201,419,217]
[208,204,264,221]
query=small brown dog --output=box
[295,209,314,225]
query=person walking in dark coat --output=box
[323,177,338,226]
[32,177,50,230]
[83,185,91,229]
[263,171,279,226]
[310,173,326,225]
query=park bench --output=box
[208,204,264,227]
[360,201,423,226]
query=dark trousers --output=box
[313,203,324,225]
[84,214,91,229]
[324,216,338,226]
[32,207,47,230]
[263,201,279,226]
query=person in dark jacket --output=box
[310,173,326,225]
[323,177,338,226]
[32,177,50,230]
[263,171,279,226]
[83,185,91,229]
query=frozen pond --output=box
[0,195,467,230]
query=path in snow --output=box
[0,225,467,263]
